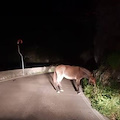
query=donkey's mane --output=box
[80,67,92,76]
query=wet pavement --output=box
[0,73,109,120]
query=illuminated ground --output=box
[0,73,108,120]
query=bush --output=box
[83,78,120,120]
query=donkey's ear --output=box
[91,73,94,76]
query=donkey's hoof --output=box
[57,91,60,93]
[77,92,81,95]
[60,89,64,92]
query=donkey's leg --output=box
[54,81,60,93]
[57,76,64,93]
[58,82,64,92]
[76,79,81,94]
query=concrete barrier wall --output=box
[0,66,55,82]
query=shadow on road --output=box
[45,73,56,91]
[45,73,84,93]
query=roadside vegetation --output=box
[83,79,120,120]
[83,51,120,120]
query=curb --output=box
[79,86,109,120]
[0,66,55,83]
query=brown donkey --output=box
[53,64,96,94]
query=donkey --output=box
[53,64,96,94]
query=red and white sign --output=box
[17,39,23,44]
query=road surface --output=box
[0,73,109,120]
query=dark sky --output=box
[1,0,96,43]
[0,0,96,70]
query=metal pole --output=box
[17,40,24,75]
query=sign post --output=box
[17,39,24,75]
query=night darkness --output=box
[0,0,120,71]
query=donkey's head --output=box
[89,75,96,86]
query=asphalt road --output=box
[0,73,108,120]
